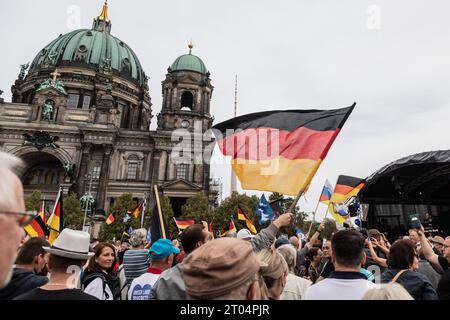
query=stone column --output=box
[172,88,178,110]
[194,164,203,183]
[76,143,92,196]
[158,150,167,181]
[116,149,125,180]
[188,163,194,182]
[95,144,113,211]
[142,151,150,181]
[168,155,175,180]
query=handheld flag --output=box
[213,104,355,195]
[24,214,49,238]
[328,203,350,225]
[229,219,237,233]
[122,230,130,238]
[123,211,132,223]
[174,218,195,231]
[256,194,274,225]
[319,179,333,204]
[208,222,214,239]
[132,199,145,219]
[128,226,134,236]
[151,201,169,244]
[295,227,305,240]
[237,207,257,234]
[105,212,115,225]
[47,187,63,244]
[38,200,46,224]
[219,219,237,237]
[331,175,365,204]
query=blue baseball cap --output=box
[150,239,180,259]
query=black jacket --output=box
[381,269,438,300]
[0,268,48,300]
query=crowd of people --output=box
[1,150,450,301]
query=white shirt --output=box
[83,277,114,300]
[128,272,161,300]
[280,272,312,300]
[303,271,376,300]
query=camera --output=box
[409,214,421,229]
[359,228,369,239]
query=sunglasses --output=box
[0,210,38,227]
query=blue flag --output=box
[256,194,275,225]
[128,226,134,235]
[123,213,131,223]
[295,227,305,240]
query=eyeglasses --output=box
[0,211,38,227]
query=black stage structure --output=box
[359,150,450,239]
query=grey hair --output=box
[0,152,23,211]
[277,244,297,271]
[129,228,147,247]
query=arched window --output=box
[180,91,194,110]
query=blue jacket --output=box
[381,269,438,300]
[0,268,48,300]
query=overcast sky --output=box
[2,0,450,221]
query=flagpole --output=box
[140,192,147,229]
[173,217,181,233]
[154,185,166,239]
[324,202,332,220]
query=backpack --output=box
[81,272,111,300]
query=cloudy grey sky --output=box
[2,0,450,220]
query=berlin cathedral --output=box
[0,2,219,234]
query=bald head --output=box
[289,236,299,249]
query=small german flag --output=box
[220,219,237,237]
[237,207,257,234]
[132,200,146,219]
[208,222,214,239]
[229,218,237,233]
[213,104,355,195]
[24,214,49,238]
[331,175,365,204]
[105,212,115,225]
[38,200,46,224]
[174,218,195,231]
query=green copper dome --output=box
[29,28,147,86]
[170,53,207,74]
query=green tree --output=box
[158,196,176,239]
[268,192,308,237]
[181,192,211,222]
[100,193,139,241]
[25,190,42,211]
[63,193,83,230]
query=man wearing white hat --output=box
[15,229,98,300]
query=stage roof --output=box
[359,150,450,205]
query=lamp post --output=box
[81,173,94,231]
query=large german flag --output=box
[213,104,355,195]
[24,214,49,238]
[331,175,365,203]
